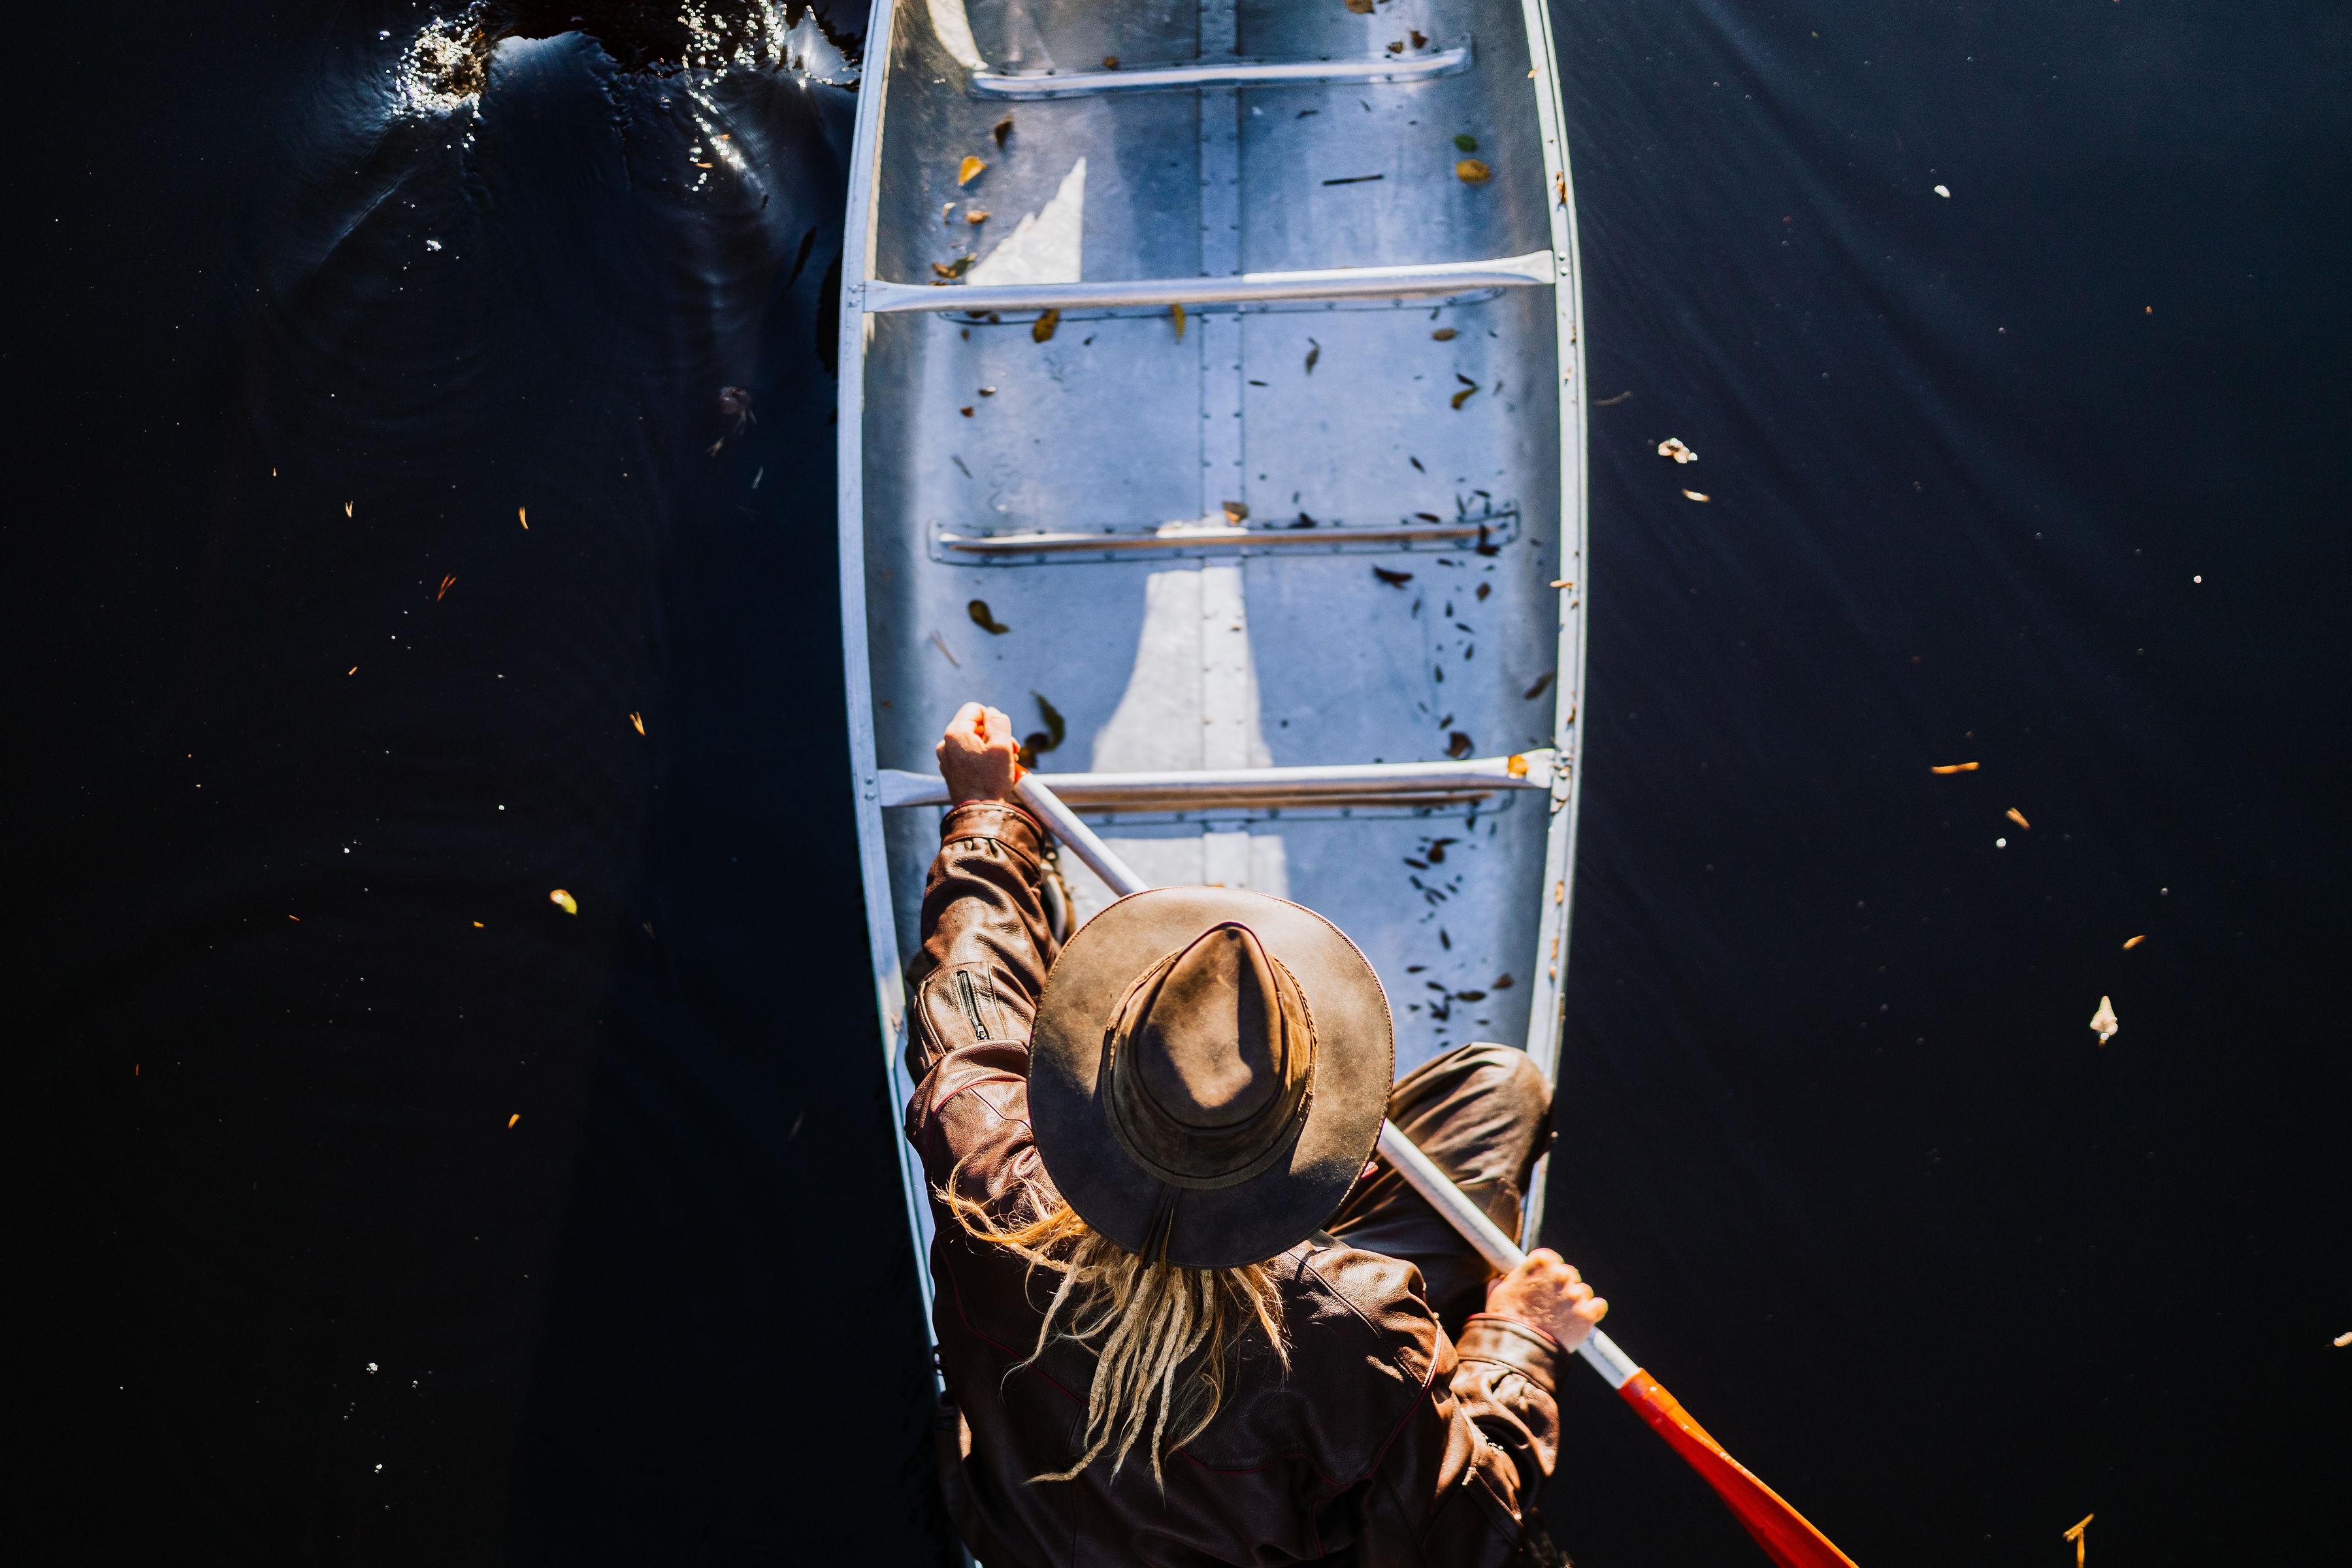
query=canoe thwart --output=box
[968,44,1474,101]
[879,751,1558,813]
[862,252,1558,316]
[932,508,1520,564]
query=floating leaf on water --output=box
[1171,302,1186,340]
[957,155,986,186]
[518,506,528,529]
[2121,934,2146,950]
[960,406,974,417]
[1413,31,1429,48]
[978,386,997,397]
[1658,436,1697,463]
[436,574,455,601]
[1424,838,1456,862]
[1344,0,1375,12]
[1373,567,1414,587]
[1682,488,1710,502]
[1476,581,1491,600]
[1456,990,1486,1002]
[1451,380,1480,410]
[965,208,990,224]
[968,599,1011,634]
[1221,500,1249,524]
[1929,761,1980,775]
[1387,41,1405,56]
[1453,134,1478,152]
[992,116,1013,147]
[344,501,353,517]
[1492,973,1515,989]
[347,666,358,676]
[508,1113,520,1128]
[1431,327,1458,341]
[1305,338,1321,374]
[2005,806,2032,830]
[2089,996,2119,1044]
[1524,672,1553,700]
[932,255,975,280]
[1032,308,1060,343]
[1447,732,1474,759]
[1410,455,1425,472]
[549,889,578,915]
[630,712,645,736]
[1456,159,1492,184]
[1102,56,1120,69]
[2335,1331,2352,1347]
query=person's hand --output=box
[938,701,1021,804]
[1483,1247,1607,1352]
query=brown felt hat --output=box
[1028,887,1394,1268]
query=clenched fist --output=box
[938,701,1021,804]
[1484,1247,1608,1351]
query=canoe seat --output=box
[862,252,1556,321]
[932,508,1520,565]
[878,751,1558,815]
[968,43,1475,101]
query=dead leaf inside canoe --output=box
[1431,327,1458,341]
[1453,134,1478,152]
[1373,567,1414,588]
[1446,732,1475,759]
[932,255,975,280]
[968,599,1012,634]
[957,155,986,186]
[1171,302,1186,340]
[992,116,1013,147]
[965,208,990,224]
[1452,376,1480,410]
[1456,159,1492,185]
[1221,500,1249,525]
[1344,0,1374,12]
[1032,309,1060,343]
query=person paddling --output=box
[909,702,1609,1566]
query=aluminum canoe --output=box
[836,0,1590,1325]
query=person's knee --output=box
[1450,1040,1548,1103]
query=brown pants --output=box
[1327,1042,1556,1331]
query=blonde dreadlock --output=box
[939,1181,1290,1487]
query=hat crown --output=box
[1132,925,1292,1129]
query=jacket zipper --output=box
[956,971,988,1040]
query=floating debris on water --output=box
[968,599,1011,634]
[508,1113,520,1128]
[1432,327,1458,341]
[2064,1514,2092,1567]
[2005,807,2031,830]
[630,713,645,736]
[1935,184,1952,199]
[992,116,1013,146]
[549,889,578,916]
[2122,934,2146,950]
[957,155,987,186]
[1171,302,1187,340]
[1523,672,1553,700]
[1658,436,1697,464]
[1456,159,1492,184]
[1931,761,1979,774]
[1305,338,1322,374]
[930,630,961,667]
[1452,375,1480,410]
[2089,996,2119,1045]
[1373,567,1414,588]
[1682,489,1710,502]
[1032,309,1060,343]
[1453,134,1478,152]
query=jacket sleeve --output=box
[1357,1311,1565,1566]
[904,800,1060,1086]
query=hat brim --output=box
[1028,888,1394,1269]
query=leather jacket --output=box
[904,802,1565,1566]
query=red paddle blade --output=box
[1617,1371,1859,1568]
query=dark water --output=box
[12,1,2348,1563]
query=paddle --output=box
[1011,769,1861,1568]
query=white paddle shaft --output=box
[1011,770,1639,1389]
